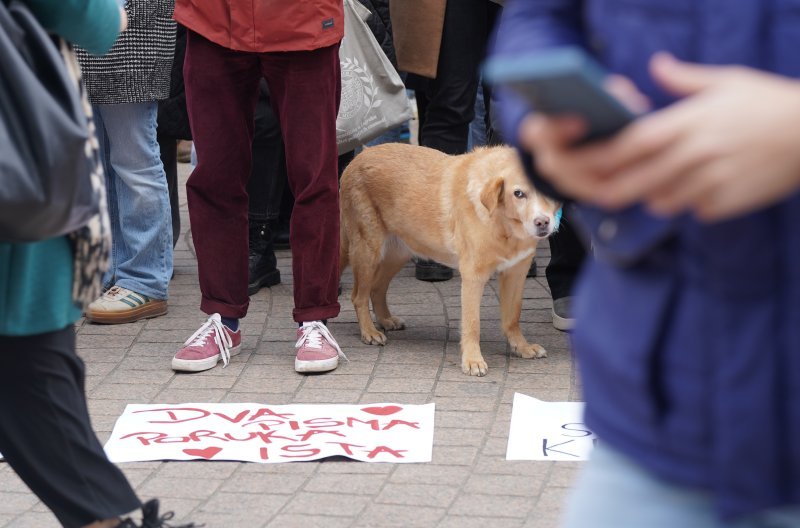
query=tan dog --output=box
[339,143,560,376]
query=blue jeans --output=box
[94,102,172,300]
[468,81,487,150]
[564,443,800,528]
[364,123,411,147]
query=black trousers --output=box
[417,0,501,155]
[546,206,588,300]
[0,327,140,528]
[248,80,289,224]
[158,132,182,248]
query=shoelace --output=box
[295,321,348,361]
[104,286,123,299]
[183,314,234,367]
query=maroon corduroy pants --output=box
[184,31,341,322]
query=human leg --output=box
[260,44,342,324]
[92,102,173,301]
[247,80,285,294]
[248,80,287,227]
[157,131,181,249]
[415,0,489,281]
[172,31,261,372]
[183,30,261,318]
[545,206,587,331]
[93,112,120,291]
[0,329,140,528]
[418,0,487,155]
[272,187,293,250]
[562,443,800,528]
[87,103,172,324]
[261,44,344,372]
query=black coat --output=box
[357,0,397,69]
[157,24,191,140]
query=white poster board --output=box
[105,403,435,464]
[506,393,595,461]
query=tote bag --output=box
[337,0,413,154]
[0,1,97,242]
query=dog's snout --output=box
[534,216,550,228]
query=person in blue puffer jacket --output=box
[491,1,800,526]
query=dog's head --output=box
[475,147,561,240]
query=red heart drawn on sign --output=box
[183,447,222,460]
[361,405,403,416]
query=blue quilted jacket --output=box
[493,0,800,520]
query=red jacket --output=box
[175,0,344,53]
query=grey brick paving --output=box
[0,164,581,527]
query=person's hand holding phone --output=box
[521,53,800,221]
[517,74,650,202]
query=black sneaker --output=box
[552,296,575,331]
[248,222,281,295]
[118,499,199,528]
[415,260,453,282]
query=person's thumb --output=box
[651,52,726,97]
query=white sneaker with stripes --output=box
[85,285,167,324]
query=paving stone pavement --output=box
[0,164,582,528]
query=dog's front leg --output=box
[499,257,547,359]
[460,274,488,376]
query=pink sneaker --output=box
[172,314,241,372]
[295,321,347,373]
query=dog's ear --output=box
[480,177,505,214]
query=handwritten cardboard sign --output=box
[104,402,435,464]
[506,393,595,461]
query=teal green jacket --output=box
[0,239,82,336]
[26,0,121,55]
[0,0,120,336]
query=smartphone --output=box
[483,47,635,141]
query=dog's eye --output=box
[513,190,526,199]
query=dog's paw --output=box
[360,329,388,346]
[462,358,488,377]
[513,343,547,359]
[377,316,406,331]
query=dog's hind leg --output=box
[499,256,547,359]
[372,236,411,332]
[349,235,389,346]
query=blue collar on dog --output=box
[554,207,563,230]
